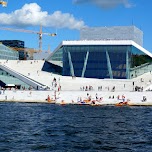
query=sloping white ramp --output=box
[0,64,47,90]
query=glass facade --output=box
[49,43,152,79]
[0,40,24,60]
[0,68,30,88]
[131,46,152,67]
[130,46,152,78]
[50,48,63,61]
[0,43,19,60]
[62,45,129,79]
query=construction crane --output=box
[0,25,57,52]
[0,41,39,59]
[10,47,39,59]
[0,0,7,7]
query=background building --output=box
[0,40,25,60]
[47,26,152,79]
[0,43,19,60]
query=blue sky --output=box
[0,0,152,53]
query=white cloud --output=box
[73,0,134,9]
[0,3,86,29]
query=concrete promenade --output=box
[0,90,152,106]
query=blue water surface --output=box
[0,102,152,152]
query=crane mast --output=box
[39,25,43,52]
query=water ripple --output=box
[0,103,152,151]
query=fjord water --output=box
[0,103,152,152]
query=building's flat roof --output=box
[61,40,137,45]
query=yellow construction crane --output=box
[0,41,39,59]
[10,47,40,59]
[0,0,7,7]
[0,25,57,52]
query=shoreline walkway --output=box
[0,90,152,106]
